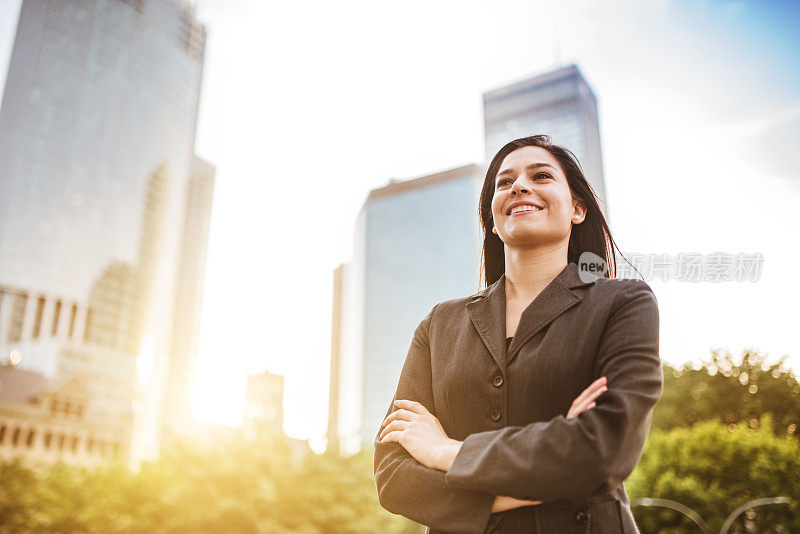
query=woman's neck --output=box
[504,246,569,303]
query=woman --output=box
[374,135,662,533]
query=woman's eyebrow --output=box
[497,162,557,178]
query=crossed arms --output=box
[373,280,663,534]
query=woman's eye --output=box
[496,173,551,189]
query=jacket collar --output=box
[466,261,595,371]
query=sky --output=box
[0,0,798,451]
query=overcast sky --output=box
[0,0,798,448]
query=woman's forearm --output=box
[441,440,542,513]
[491,495,542,513]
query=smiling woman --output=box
[374,135,661,534]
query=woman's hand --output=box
[567,376,608,419]
[379,399,459,471]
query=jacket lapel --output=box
[466,274,507,374]
[467,262,597,371]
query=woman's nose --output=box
[511,181,529,195]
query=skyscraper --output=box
[0,0,207,463]
[483,63,608,216]
[336,165,485,448]
[326,264,344,454]
[162,155,216,442]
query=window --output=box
[51,300,62,336]
[68,304,78,338]
[26,430,36,448]
[8,293,27,343]
[32,296,45,339]
[83,308,93,342]
[44,432,52,449]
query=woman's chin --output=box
[502,230,566,249]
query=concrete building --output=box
[335,164,485,449]
[162,156,216,443]
[326,264,344,454]
[0,0,208,464]
[0,362,121,465]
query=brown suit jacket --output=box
[373,261,662,533]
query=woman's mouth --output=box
[509,205,543,216]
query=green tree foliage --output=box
[627,415,800,533]
[653,349,800,438]
[0,434,421,533]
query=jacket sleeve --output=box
[443,279,663,502]
[373,303,498,534]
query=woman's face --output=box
[490,146,586,249]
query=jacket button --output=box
[575,509,590,523]
[490,409,502,422]
[492,375,503,387]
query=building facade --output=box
[326,264,344,454]
[0,363,121,465]
[483,63,608,216]
[335,165,485,449]
[0,0,207,464]
[162,156,216,442]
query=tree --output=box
[627,415,800,533]
[653,349,800,438]
[0,434,421,533]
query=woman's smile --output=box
[506,200,546,216]
[509,207,544,216]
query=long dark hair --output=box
[479,135,630,288]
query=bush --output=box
[627,415,800,533]
[0,435,419,533]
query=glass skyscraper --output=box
[335,165,484,448]
[0,0,206,463]
[162,155,215,442]
[483,63,608,216]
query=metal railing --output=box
[632,496,793,534]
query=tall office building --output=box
[330,261,361,453]
[335,165,485,448]
[483,63,608,216]
[0,0,207,463]
[326,264,344,454]
[162,156,216,441]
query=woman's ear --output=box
[572,199,588,224]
